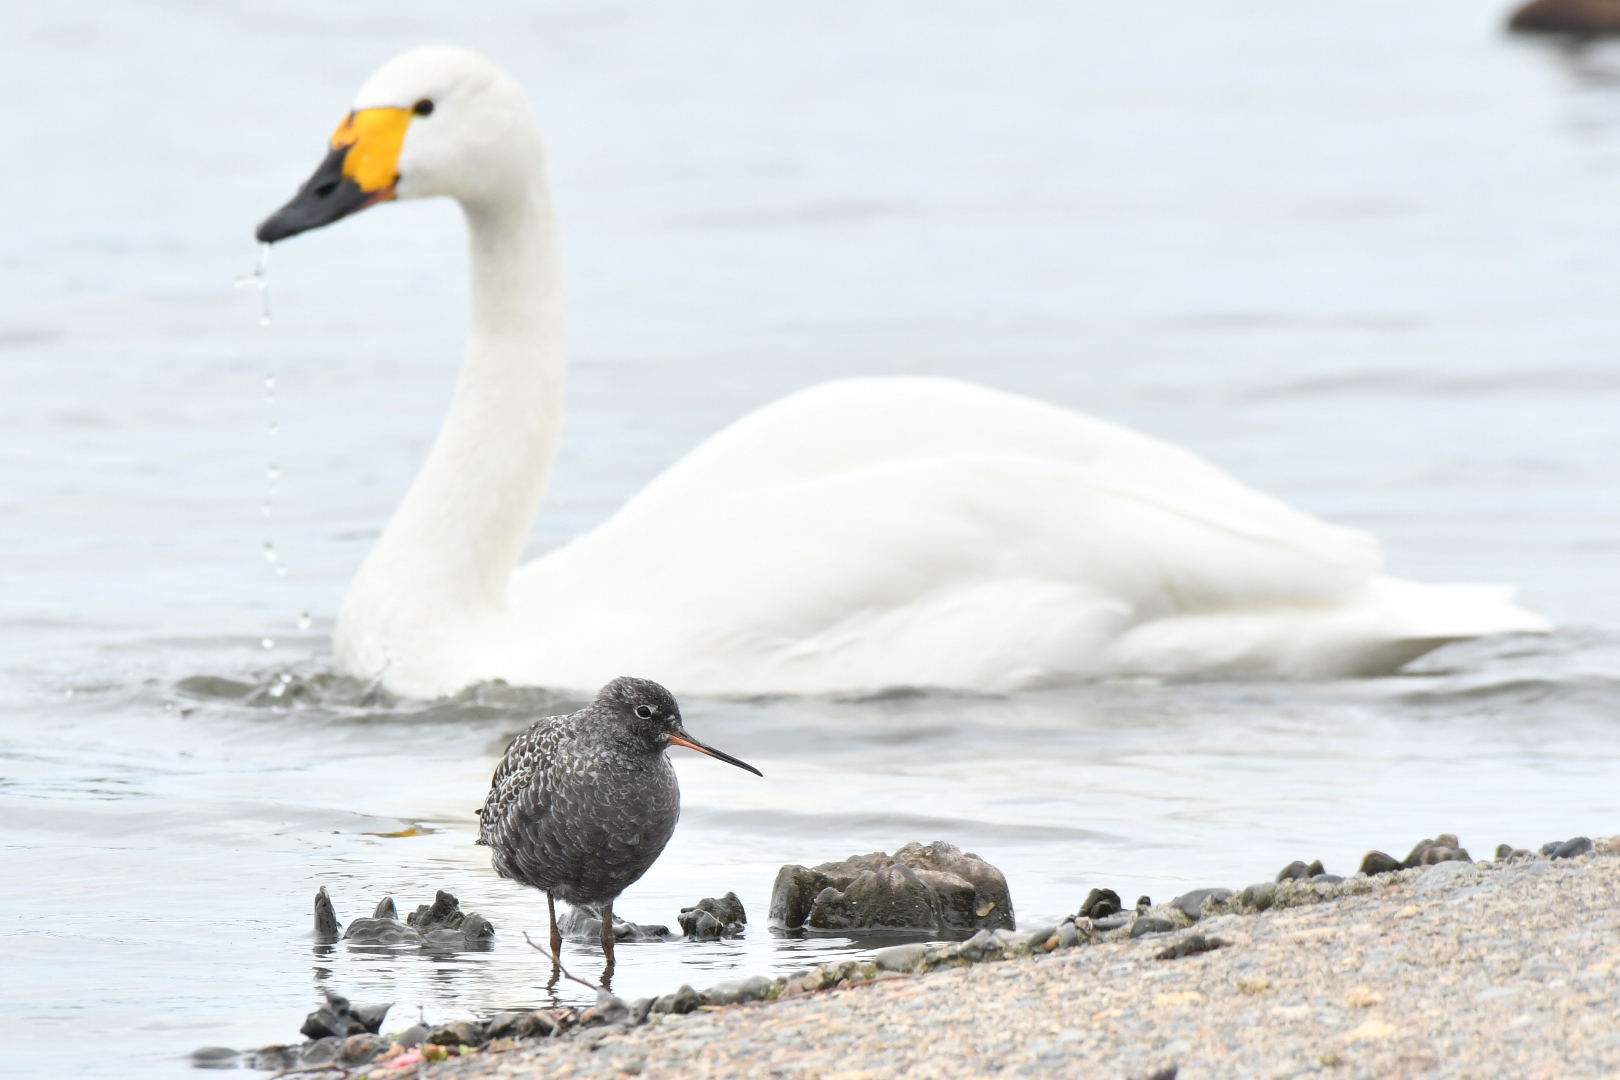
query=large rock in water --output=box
[769,841,1014,933]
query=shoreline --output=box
[315,841,1620,1079]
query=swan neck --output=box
[345,176,565,656]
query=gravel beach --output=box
[388,847,1620,1080]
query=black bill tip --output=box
[256,145,381,243]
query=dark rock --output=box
[407,890,464,930]
[300,990,389,1040]
[1169,888,1231,921]
[1553,836,1593,859]
[520,1010,569,1038]
[768,865,831,929]
[1238,882,1276,911]
[1155,933,1224,960]
[1079,888,1122,920]
[1306,860,1324,878]
[314,887,341,942]
[807,864,938,932]
[190,1047,240,1069]
[343,916,419,945]
[958,928,999,962]
[1129,916,1176,938]
[1275,860,1311,882]
[703,975,775,1005]
[372,896,397,920]
[556,905,672,942]
[483,1012,527,1040]
[1093,913,1133,932]
[339,1034,390,1065]
[426,1020,485,1047]
[650,984,703,1015]
[629,998,655,1026]
[874,943,929,972]
[679,892,746,939]
[299,1037,341,1066]
[770,841,1014,933]
[1496,844,1534,861]
[395,1024,430,1048]
[581,987,630,1028]
[244,1045,298,1072]
[1135,896,1153,913]
[1510,0,1620,35]
[1360,850,1402,876]
[1402,834,1471,868]
[1140,1067,1179,1080]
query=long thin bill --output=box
[668,732,763,777]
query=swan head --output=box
[256,46,543,243]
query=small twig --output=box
[521,931,606,994]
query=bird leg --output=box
[599,900,616,988]
[546,893,562,986]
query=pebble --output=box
[418,843,1620,1080]
[1169,888,1232,921]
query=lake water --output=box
[3,1,1619,1075]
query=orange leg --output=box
[599,899,616,988]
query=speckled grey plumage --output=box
[477,677,685,909]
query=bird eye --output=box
[413,99,435,116]
[634,705,654,720]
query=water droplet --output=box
[261,637,276,650]
[280,672,293,684]
[267,464,280,481]
[297,612,312,631]
[275,565,288,577]
[262,500,272,518]
[234,243,272,325]
[268,421,279,436]
[64,688,74,698]
[269,681,285,698]
[263,542,277,563]
[264,375,276,392]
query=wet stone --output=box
[427,1020,486,1047]
[1359,850,1402,875]
[651,985,703,1015]
[1079,887,1122,919]
[703,974,776,1005]
[1156,933,1225,960]
[874,943,929,972]
[300,989,391,1040]
[679,891,747,939]
[1238,882,1276,911]
[1496,844,1535,861]
[771,840,1014,933]
[1130,916,1177,938]
[1552,836,1593,859]
[339,1034,390,1064]
[1402,834,1471,868]
[190,1047,240,1069]
[314,886,341,943]
[1170,888,1231,921]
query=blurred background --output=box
[2,1,1618,1075]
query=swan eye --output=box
[634,704,655,720]
[413,99,435,117]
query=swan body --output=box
[258,47,1548,700]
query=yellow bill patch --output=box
[330,107,412,194]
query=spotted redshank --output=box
[476,676,761,983]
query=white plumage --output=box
[261,46,1547,699]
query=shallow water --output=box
[3,0,1620,1075]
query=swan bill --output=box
[256,107,409,243]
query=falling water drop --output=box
[263,541,278,564]
[297,612,312,631]
[264,374,276,392]
[267,464,280,482]
[234,243,273,326]
[268,421,279,436]
[262,638,276,650]
[276,565,288,578]
[262,500,273,518]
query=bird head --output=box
[256,45,544,243]
[598,677,763,777]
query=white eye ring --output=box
[634,705,654,720]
